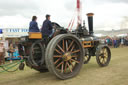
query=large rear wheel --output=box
[45,34,84,79]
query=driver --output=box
[41,14,54,37]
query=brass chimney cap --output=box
[87,13,94,17]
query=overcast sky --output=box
[0,0,128,30]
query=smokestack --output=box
[87,13,94,35]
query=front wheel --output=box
[96,45,111,67]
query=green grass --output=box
[0,47,128,85]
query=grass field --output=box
[0,47,128,85]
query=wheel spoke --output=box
[69,60,74,68]
[102,58,105,64]
[67,41,74,51]
[104,51,108,58]
[66,40,68,51]
[101,58,104,63]
[55,49,62,55]
[104,48,107,53]
[63,40,65,51]
[99,57,103,62]
[64,62,68,72]
[70,45,75,52]
[72,55,78,58]
[61,63,64,73]
[104,58,107,63]
[67,62,73,72]
[54,58,61,64]
[57,44,65,53]
[56,61,63,68]
[104,54,108,58]
[53,55,62,58]
[72,50,80,54]
[99,56,102,60]
[70,59,79,63]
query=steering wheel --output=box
[52,22,62,30]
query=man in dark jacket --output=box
[29,16,40,32]
[41,14,53,37]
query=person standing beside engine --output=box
[29,16,40,32]
[120,38,124,47]
[9,43,15,63]
[0,42,5,65]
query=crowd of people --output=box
[105,36,128,48]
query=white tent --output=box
[117,34,128,37]
[94,34,106,37]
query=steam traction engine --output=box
[18,13,111,79]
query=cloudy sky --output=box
[0,0,128,30]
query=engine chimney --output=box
[87,13,94,35]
